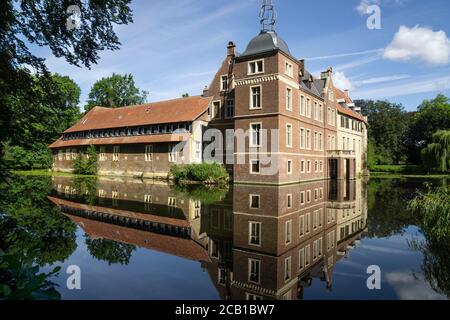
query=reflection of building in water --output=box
[202,180,367,300]
[48,176,367,299]
[48,176,209,262]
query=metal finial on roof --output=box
[259,0,276,32]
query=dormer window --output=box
[220,75,229,91]
[248,59,264,75]
[285,61,293,77]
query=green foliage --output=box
[85,237,135,266]
[406,94,450,163]
[3,142,52,170]
[421,130,450,173]
[0,249,61,300]
[85,73,148,112]
[73,145,98,175]
[355,99,408,164]
[409,185,450,240]
[172,184,230,204]
[170,163,230,185]
[371,165,423,173]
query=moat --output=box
[0,175,448,300]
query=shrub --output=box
[73,145,98,175]
[421,130,450,173]
[170,162,229,184]
[2,142,51,170]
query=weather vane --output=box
[259,0,276,32]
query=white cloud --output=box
[356,0,406,15]
[333,71,353,91]
[353,74,411,86]
[383,25,450,65]
[385,272,446,300]
[306,48,383,61]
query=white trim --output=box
[248,59,264,76]
[249,85,262,110]
[211,100,222,120]
[249,194,261,209]
[248,221,262,247]
[249,159,261,175]
[286,123,293,148]
[249,122,262,147]
[220,74,229,92]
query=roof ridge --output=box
[93,95,208,111]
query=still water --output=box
[0,175,448,300]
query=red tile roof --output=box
[334,89,367,123]
[49,133,189,149]
[64,96,212,133]
[65,214,210,262]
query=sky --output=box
[32,0,450,111]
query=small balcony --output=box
[327,150,356,158]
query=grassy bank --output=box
[370,165,449,178]
[170,163,230,185]
[13,170,96,178]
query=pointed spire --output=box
[259,0,276,33]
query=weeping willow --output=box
[421,130,450,173]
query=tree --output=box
[406,94,450,163]
[421,130,450,173]
[0,0,134,174]
[73,145,98,175]
[85,73,148,112]
[354,99,408,164]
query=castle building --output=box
[49,3,368,184]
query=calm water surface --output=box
[0,175,448,300]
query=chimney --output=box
[298,59,305,76]
[202,85,209,97]
[227,41,236,57]
[344,89,350,97]
[321,67,333,80]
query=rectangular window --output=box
[65,149,71,160]
[211,101,221,119]
[250,159,260,174]
[58,150,63,161]
[300,160,305,173]
[306,190,311,202]
[285,61,293,77]
[218,268,227,285]
[250,123,262,147]
[250,194,260,209]
[314,101,318,120]
[113,146,120,162]
[299,215,305,238]
[300,95,305,115]
[287,194,292,208]
[249,221,261,246]
[300,191,305,205]
[305,213,310,234]
[286,124,292,147]
[305,244,311,266]
[306,98,311,117]
[249,259,261,284]
[285,220,292,245]
[300,128,305,149]
[220,75,228,91]
[225,99,234,118]
[306,130,311,149]
[332,109,336,125]
[195,142,202,160]
[320,161,323,172]
[250,86,262,109]
[284,257,292,282]
[246,293,263,300]
[169,144,178,163]
[286,87,292,111]
[314,131,318,150]
[314,161,318,173]
[248,60,264,75]
[287,160,293,175]
[307,160,311,173]
[299,247,305,270]
[145,145,153,162]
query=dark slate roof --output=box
[241,31,291,57]
[300,72,325,98]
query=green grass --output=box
[370,165,423,173]
[370,172,450,179]
[13,170,96,177]
[170,163,230,185]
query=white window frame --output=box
[287,193,293,208]
[287,159,293,175]
[169,144,178,163]
[300,95,305,116]
[112,146,120,162]
[306,129,311,149]
[250,159,261,175]
[248,258,261,284]
[285,60,293,77]
[249,194,261,209]
[306,98,311,117]
[220,75,229,91]
[145,145,153,162]
[286,87,292,111]
[286,123,292,148]
[211,100,221,119]
[300,127,305,149]
[248,59,264,75]
[249,221,262,246]
[249,122,262,147]
[285,220,292,245]
[300,160,305,174]
[250,85,262,110]
[284,256,292,282]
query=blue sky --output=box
[35,0,450,111]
